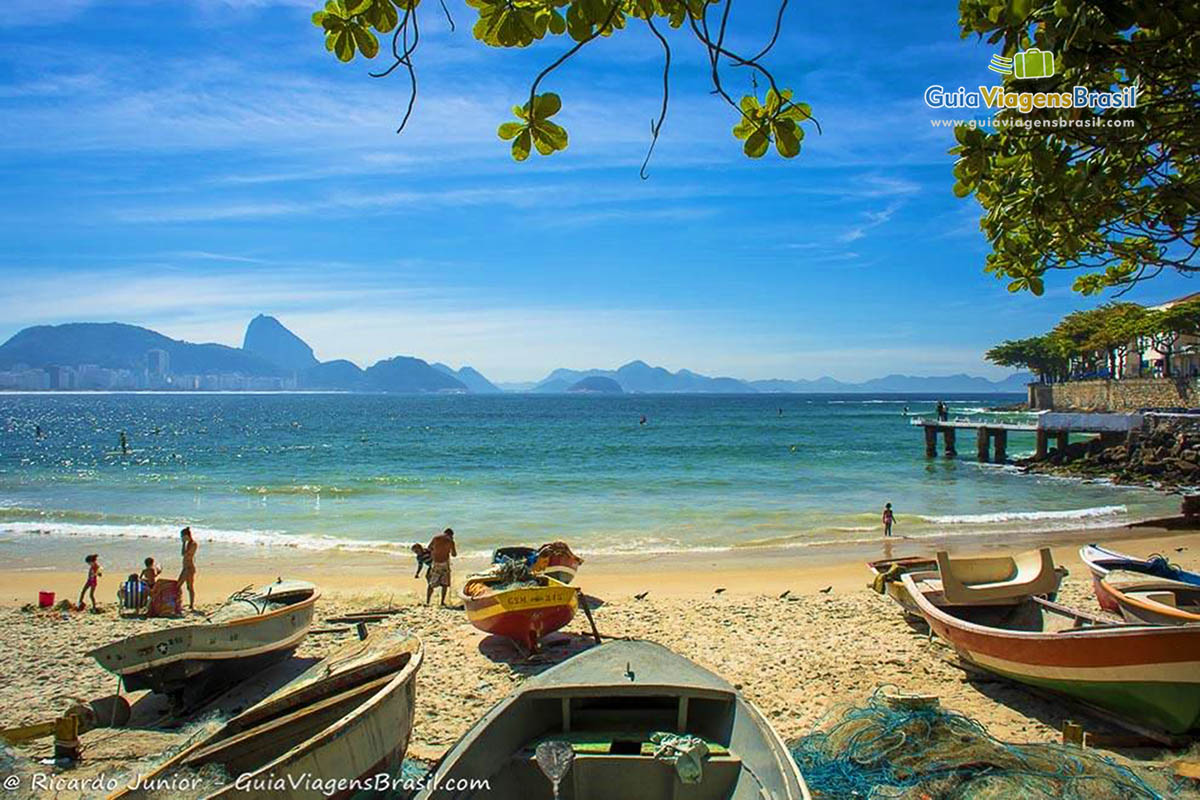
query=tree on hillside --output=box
[310,0,815,175]
[952,0,1199,296]
[985,335,1069,383]
[1144,298,1200,377]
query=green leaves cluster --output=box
[498,93,568,161]
[312,0,814,166]
[732,89,811,159]
[952,0,1199,296]
[312,0,412,61]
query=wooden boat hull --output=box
[1103,578,1200,626]
[90,586,318,701]
[417,639,809,799]
[1079,544,1200,612]
[113,631,423,800]
[903,572,1200,734]
[463,579,578,650]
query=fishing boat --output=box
[462,572,578,652]
[1101,577,1200,625]
[902,571,1200,735]
[493,541,585,584]
[111,629,423,800]
[866,556,938,616]
[1079,543,1200,612]
[89,580,319,708]
[868,549,1064,617]
[415,639,809,800]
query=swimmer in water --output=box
[119,431,130,455]
[639,415,647,426]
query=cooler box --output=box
[38,591,55,608]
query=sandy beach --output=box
[1,522,1199,797]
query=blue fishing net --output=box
[790,688,1180,799]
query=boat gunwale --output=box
[1101,578,1200,622]
[110,633,424,800]
[900,571,1195,645]
[88,592,321,671]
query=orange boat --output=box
[461,574,578,652]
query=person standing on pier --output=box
[882,503,895,538]
[936,401,948,422]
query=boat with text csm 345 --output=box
[89,580,319,708]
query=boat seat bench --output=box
[525,731,730,756]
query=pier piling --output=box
[924,426,937,458]
[943,428,956,458]
[977,428,990,462]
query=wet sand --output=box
[0,523,1198,797]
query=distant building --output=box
[1138,292,1200,378]
[146,348,170,377]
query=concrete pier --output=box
[913,412,1143,463]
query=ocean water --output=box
[0,393,1179,557]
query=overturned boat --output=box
[90,580,319,708]
[112,629,423,800]
[416,639,809,799]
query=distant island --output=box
[0,317,1030,394]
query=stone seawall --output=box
[1028,378,1200,412]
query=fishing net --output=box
[464,558,544,596]
[791,688,1183,800]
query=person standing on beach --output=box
[179,527,198,612]
[425,528,456,607]
[882,503,895,537]
[78,554,102,611]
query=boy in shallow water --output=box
[78,553,102,612]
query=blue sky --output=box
[0,0,1193,382]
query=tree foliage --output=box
[952,0,1199,295]
[311,0,815,175]
[989,298,1200,380]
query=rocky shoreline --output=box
[1016,412,1200,494]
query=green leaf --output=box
[497,122,523,140]
[512,129,532,161]
[333,29,355,61]
[351,25,379,57]
[532,92,562,119]
[744,129,769,158]
[774,121,800,158]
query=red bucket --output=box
[38,591,55,608]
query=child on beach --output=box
[411,543,433,578]
[78,554,101,612]
[141,557,161,588]
[882,503,895,537]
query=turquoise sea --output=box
[0,393,1179,558]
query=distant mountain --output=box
[749,373,1032,394]
[568,376,623,394]
[432,363,502,394]
[243,314,318,372]
[534,361,754,394]
[302,359,366,390]
[365,356,466,393]
[0,322,280,375]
